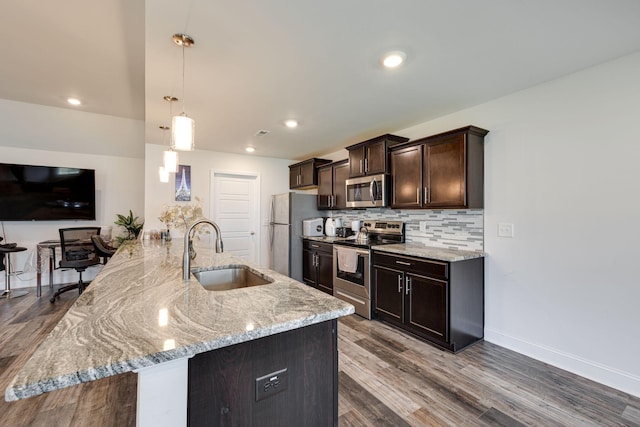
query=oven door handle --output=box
[335,246,369,257]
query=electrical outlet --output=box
[255,368,288,401]
[498,223,514,238]
[419,221,428,232]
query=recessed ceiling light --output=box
[245,147,256,153]
[284,119,299,128]
[67,98,82,106]
[382,51,406,68]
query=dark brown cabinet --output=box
[303,240,333,295]
[346,134,409,178]
[389,126,488,209]
[317,160,349,210]
[425,134,466,207]
[373,251,483,353]
[188,319,338,426]
[389,145,423,208]
[289,158,331,189]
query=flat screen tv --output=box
[0,163,96,221]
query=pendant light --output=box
[158,166,169,183]
[163,149,178,173]
[171,33,195,151]
[162,96,178,173]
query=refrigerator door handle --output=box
[269,197,275,225]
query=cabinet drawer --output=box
[374,253,448,279]
[303,239,332,254]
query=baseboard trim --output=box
[484,328,640,398]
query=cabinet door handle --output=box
[416,187,420,204]
[398,275,402,293]
[426,187,431,203]
[359,159,363,174]
[314,253,318,267]
[331,195,335,207]
[364,158,368,173]
[424,187,428,204]
[395,260,411,266]
[406,276,411,295]
[311,244,320,248]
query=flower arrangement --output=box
[158,197,204,231]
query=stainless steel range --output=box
[333,220,404,319]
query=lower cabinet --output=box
[303,240,333,295]
[373,251,483,353]
[188,319,338,426]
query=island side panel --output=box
[188,319,338,426]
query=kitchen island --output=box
[5,240,354,426]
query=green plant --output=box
[114,210,144,243]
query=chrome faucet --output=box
[183,218,224,280]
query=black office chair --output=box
[50,227,101,303]
[91,235,116,264]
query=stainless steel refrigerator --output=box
[269,192,320,282]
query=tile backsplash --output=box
[329,209,484,251]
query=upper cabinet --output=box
[390,126,488,209]
[289,158,331,189]
[317,160,349,210]
[346,134,409,178]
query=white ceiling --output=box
[2,1,640,160]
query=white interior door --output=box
[210,171,260,263]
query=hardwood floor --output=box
[1,287,639,426]
[337,315,640,426]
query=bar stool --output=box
[0,246,29,299]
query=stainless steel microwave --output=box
[345,174,389,208]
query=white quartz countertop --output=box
[5,240,354,402]
[372,243,485,262]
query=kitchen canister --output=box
[351,220,361,231]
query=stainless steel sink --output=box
[192,266,273,291]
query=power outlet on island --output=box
[419,221,428,232]
[498,223,514,238]
[255,368,288,401]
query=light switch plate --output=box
[498,223,514,238]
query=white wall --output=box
[392,52,640,397]
[0,101,145,288]
[144,144,293,268]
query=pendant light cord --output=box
[181,44,186,114]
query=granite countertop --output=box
[5,240,354,402]
[372,243,485,262]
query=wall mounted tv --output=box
[0,163,96,221]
